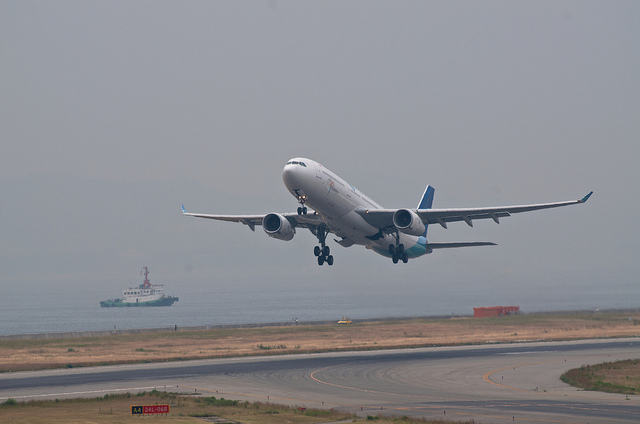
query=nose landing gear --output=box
[296,195,308,215]
[314,228,333,266]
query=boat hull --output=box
[100,297,179,307]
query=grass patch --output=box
[561,358,640,394]
[256,344,287,350]
[196,396,238,407]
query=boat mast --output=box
[141,266,151,289]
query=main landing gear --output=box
[389,243,409,264]
[314,228,333,266]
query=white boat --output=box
[100,266,179,307]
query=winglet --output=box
[579,191,593,203]
[181,204,187,214]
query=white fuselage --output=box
[282,158,428,258]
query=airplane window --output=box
[300,162,306,167]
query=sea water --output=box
[1,273,638,336]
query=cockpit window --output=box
[287,160,306,167]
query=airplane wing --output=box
[356,192,593,230]
[427,242,496,249]
[181,205,324,231]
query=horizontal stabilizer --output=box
[427,242,496,249]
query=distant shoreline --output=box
[2,307,638,341]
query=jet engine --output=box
[393,209,426,236]
[262,213,295,241]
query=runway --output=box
[1,338,639,423]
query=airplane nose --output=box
[282,164,300,189]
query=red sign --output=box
[131,404,170,415]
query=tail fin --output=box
[417,185,434,209]
[417,185,434,237]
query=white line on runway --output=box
[0,386,160,401]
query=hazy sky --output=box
[1,2,638,309]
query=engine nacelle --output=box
[262,213,295,241]
[393,209,426,236]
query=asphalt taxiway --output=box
[1,338,639,423]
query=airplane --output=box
[182,157,592,266]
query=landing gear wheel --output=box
[388,244,396,255]
[392,253,399,264]
[397,244,405,254]
[402,253,409,263]
[314,227,333,266]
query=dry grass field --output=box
[1,310,639,373]
[0,390,472,423]
[0,391,359,424]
